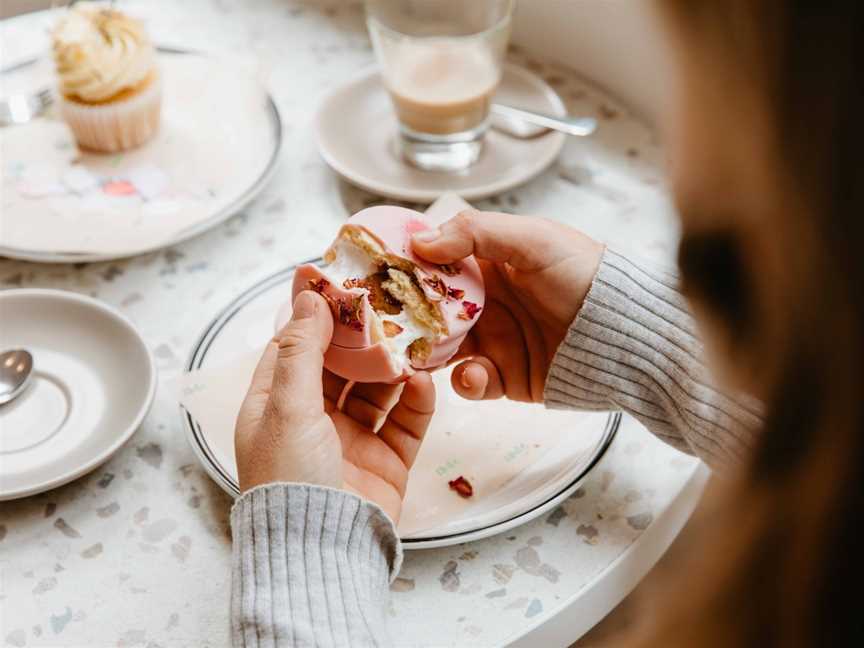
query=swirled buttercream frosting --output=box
[53,3,157,103]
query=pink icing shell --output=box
[282,205,485,383]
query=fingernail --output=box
[413,228,441,243]
[292,291,318,319]
[460,368,472,389]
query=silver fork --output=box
[0,87,53,126]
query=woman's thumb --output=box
[411,209,547,270]
[266,290,334,418]
[289,290,329,328]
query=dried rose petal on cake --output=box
[422,274,447,299]
[336,296,364,331]
[308,278,330,293]
[457,301,482,320]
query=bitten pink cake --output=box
[281,205,485,383]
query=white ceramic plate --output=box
[0,290,157,500]
[315,64,567,203]
[180,263,618,549]
[0,48,281,263]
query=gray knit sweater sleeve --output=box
[544,248,762,466]
[230,483,401,647]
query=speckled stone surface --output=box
[0,2,700,647]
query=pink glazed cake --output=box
[280,205,485,383]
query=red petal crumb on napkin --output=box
[448,476,474,498]
[102,180,137,196]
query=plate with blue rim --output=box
[180,260,618,549]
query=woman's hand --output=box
[235,290,435,523]
[412,209,604,403]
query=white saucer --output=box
[315,64,567,203]
[0,290,157,500]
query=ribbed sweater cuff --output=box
[230,483,400,648]
[544,248,761,466]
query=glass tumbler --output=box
[366,0,513,172]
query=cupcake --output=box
[52,2,161,153]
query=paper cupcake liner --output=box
[59,76,162,153]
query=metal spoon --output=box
[0,349,34,405]
[491,103,598,139]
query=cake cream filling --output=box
[325,239,378,284]
[375,309,432,370]
[324,239,436,369]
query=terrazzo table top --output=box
[0,2,706,646]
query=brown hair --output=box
[632,2,864,646]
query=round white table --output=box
[0,2,707,646]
